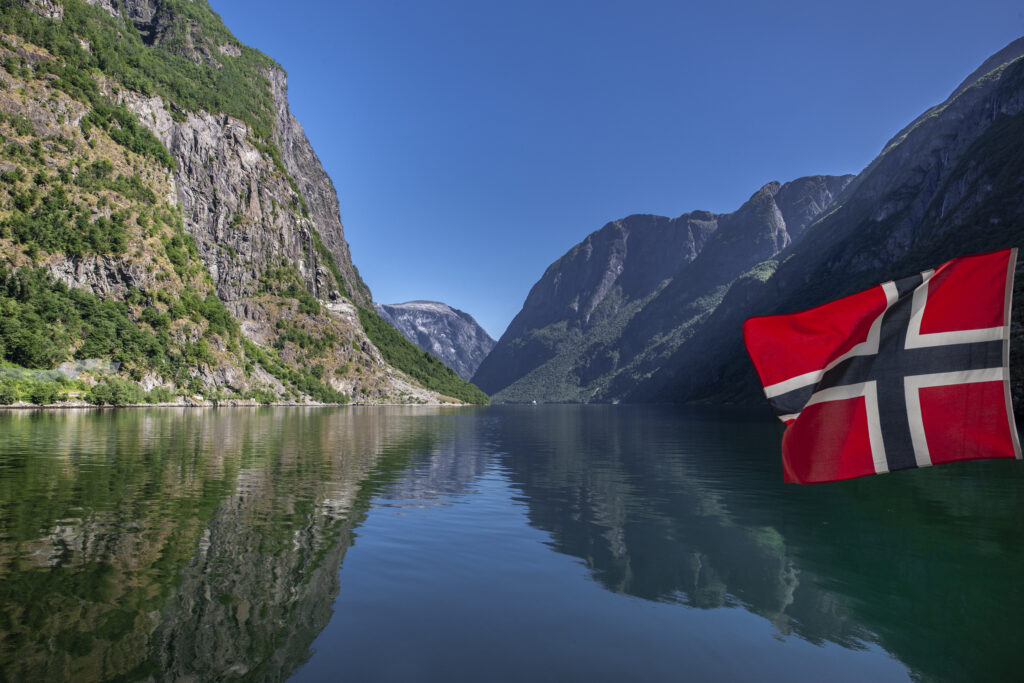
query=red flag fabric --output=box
[743,248,1021,484]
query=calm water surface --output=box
[0,405,1022,681]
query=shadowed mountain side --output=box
[472,213,717,396]
[474,175,851,403]
[630,37,1024,406]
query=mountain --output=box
[630,36,1024,406]
[374,301,496,380]
[0,0,486,405]
[477,36,1024,407]
[473,175,852,402]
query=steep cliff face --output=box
[0,25,254,399]
[633,37,1024,405]
[111,85,410,403]
[473,175,851,402]
[82,0,368,306]
[374,300,496,380]
[267,67,370,307]
[0,0,484,405]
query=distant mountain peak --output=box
[375,302,496,381]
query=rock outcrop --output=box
[375,301,496,380]
[117,90,343,304]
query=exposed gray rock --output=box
[82,0,120,18]
[113,64,370,317]
[139,372,169,392]
[117,91,334,306]
[19,0,62,20]
[375,301,496,380]
[195,361,246,393]
[89,4,369,315]
[122,0,157,27]
[84,0,186,53]
[47,255,156,298]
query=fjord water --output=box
[1,407,1022,681]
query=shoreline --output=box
[0,399,480,410]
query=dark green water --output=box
[0,405,1022,682]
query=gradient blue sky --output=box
[210,0,1023,338]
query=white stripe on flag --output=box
[863,382,889,475]
[1002,249,1021,460]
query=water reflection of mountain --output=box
[0,407,446,682]
[3,406,1023,682]
[494,405,870,647]
[380,410,491,504]
[494,405,1024,682]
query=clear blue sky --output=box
[209,0,1023,339]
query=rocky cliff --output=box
[374,300,496,380]
[0,0,486,405]
[632,36,1024,406]
[473,175,851,402]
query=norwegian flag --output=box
[743,248,1021,484]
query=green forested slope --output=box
[0,0,487,405]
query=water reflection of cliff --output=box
[0,407,448,682]
[494,405,1024,683]
[493,405,868,647]
[4,406,1023,682]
